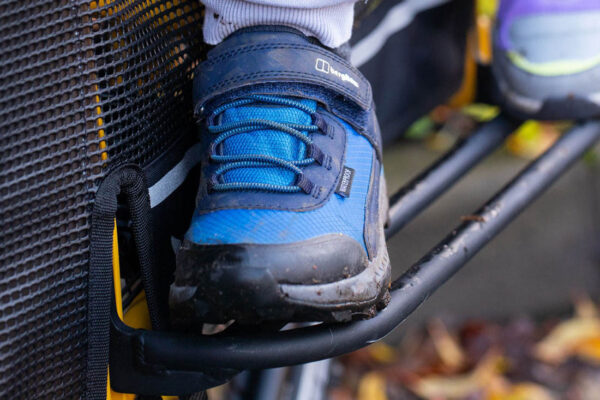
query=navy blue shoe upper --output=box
[186,26,384,259]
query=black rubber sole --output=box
[169,230,391,326]
[169,180,391,328]
[169,277,391,327]
[501,93,600,121]
[492,51,600,121]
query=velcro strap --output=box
[194,29,372,111]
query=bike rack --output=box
[110,116,600,395]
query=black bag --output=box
[0,0,471,397]
[354,0,472,143]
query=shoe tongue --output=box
[220,98,317,186]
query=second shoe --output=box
[494,0,600,120]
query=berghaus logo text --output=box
[315,58,359,88]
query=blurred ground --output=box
[383,133,600,337]
[329,296,600,400]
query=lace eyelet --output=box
[324,156,332,170]
[312,113,329,135]
[307,144,326,165]
[295,174,314,194]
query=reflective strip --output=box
[351,0,451,67]
[295,359,332,400]
[148,142,203,208]
[507,51,600,77]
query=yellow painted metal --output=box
[475,13,493,64]
[448,31,477,108]
[475,0,498,64]
[108,220,136,400]
[107,221,178,399]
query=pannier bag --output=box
[0,0,470,398]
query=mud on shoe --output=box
[169,26,391,326]
[493,0,600,120]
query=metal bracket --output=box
[109,117,600,395]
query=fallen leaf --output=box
[428,318,467,371]
[368,342,398,364]
[409,351,503,399]
[505,120,560,159]
[461,103,500,122]
[573,294,598,319]
[357,372,388,400]
[487,383,557,400]
[534,317,600,364]
[574,337,600,365]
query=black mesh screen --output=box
[0,0,204,397]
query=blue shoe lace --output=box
[207,94,329,194]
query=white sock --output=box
[200,0,358,48]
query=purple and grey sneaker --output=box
[494,0,600,119]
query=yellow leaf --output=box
[506,121,560,159]
[574,337,600,365]
[412,374,483,399]
[461,103,500,122]
[357,372,388,400]
[428,319,466,370]
[368,342,397,364]
[487,383,556,400]
[574,294,598,319]
[410,352,504,399]
[534,317,600,364]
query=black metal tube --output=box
[139,120,600,371]
[385,116,516,237]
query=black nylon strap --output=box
[87,165,163,399]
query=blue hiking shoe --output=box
[169,26,391,325]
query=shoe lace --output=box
[207,94,328,194]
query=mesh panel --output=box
[220,99,315,186]
[0,0,203,397]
